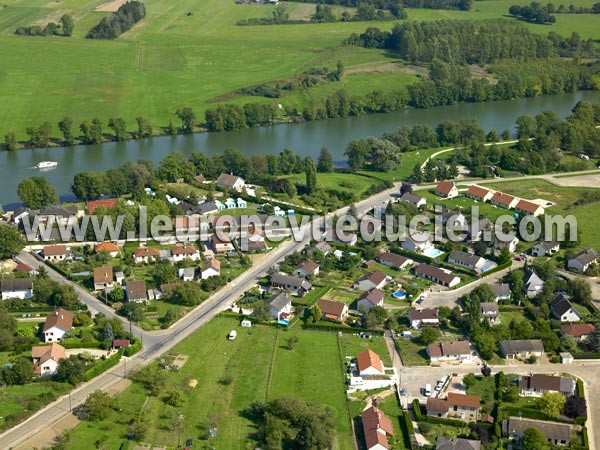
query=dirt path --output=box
[95,0,127,12]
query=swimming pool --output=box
[278,319,289,326]
[423,248,444,258]
[392,291,407,299]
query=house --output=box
[414,264,460,288]
[42,308,74,342]
[408,308,440,329]
[95,242,120,257]
[550,294,582,323]
[113,339,130,349]
[133,247,160,264]
[293,261,320,278]
[200,258,221,279]
[270,273,312,296]
[427,397,450,418]
[466,185,493,203]
[11,207,31,225]
[93,266,114,291]
[567,248,598,272]
[427,341,472,363]
[490,192,519,209]
[560,323,596,341]
[31,343,67,376]
[448,250,486,272]
[354,270,387,291]
[87,198,118,214]
[519,374,575,396]
[447,393,481,421]
[210,234,235,254]
[237,197,247,208]
[216,173,246,192]
[265,291,292,320]
[400,192,427,208]
[494,235,519,253]
[1,278,33,300]
[316,298,349,323]
[376,252,413,270]
[435,181,459,199]
[38,205,79,226]
[225,198,236,209]
[503,417,571,446]
[126,280,147,303]
[115,271,125,285]
[15,263,36,276]
[515,199,545,217]
[441,210,467,229]
[436,437,481,450]
[42,245,68,262]
[499,339,544,359]
[531,240,560,257]
[309,241,332,256]
[357,349,384,376]
[334,231,358,246]
[524,270,544,298]
[171,245,200,262]
[401,232,434,254]
[239,236,267,253]
[489,283,511,301]
[357,288,385,312]
[480,302,499,324]
[361,406,394,450]
[178,267,196,282]
[196,201,220,216]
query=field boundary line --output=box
[135,42,143,71]
[264,329,279,400]
[338,332,359,450]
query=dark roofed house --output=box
[309,241,332,255]
[427,341,472,364]
[1,278,34,300]
[270,273,312,296]
[400,192,427,208]
[427,397,450,417]
[436,437,481,450]
[499,339,544,359]
[317,298,349,323]
[489,283,511,301]
[480,302,499,324]
[376,252,413,270]
[361,406,394,450]
[448,250,486,272]
[216,173,246,192]
[408,308,439,329]
[126,280,147,303]
[519,374,575,396]
[503,417,571,446]
[357,288,385,312]
[414,264,460,287]
[293,261,320,277]
[567,248,598,272]
[550,294,582,323]
[560,323,596,341]
[531,240,560,257]
[265,291,292,320]
[354,270,387,291]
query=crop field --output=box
[1,0,600,140]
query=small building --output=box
[171,245,200,262]
[401,232,434,254]
[32,343,67,376]
[357,349,384,376]
[0,278,34,300]
[357,288,385,312]
[489,283,511,301]
[354,270,387,291]
[115,271,125,285]
[519,374,575,397]
[550,294,582,323]
[361,406,394,450]
[133,247,160,264]
[112,339,130,349]
[408,308,439,329]
[270,273,312,296]
[93,266,114,291]
[560,352,574,364]
[316,298,349,323]
[499,339,544,359]
[265,291,292,321]
[466,185,493,203]
[42,245,68,262]
[201,258,221,279]
[560,323,596,342]
[515,199,545,217]
[414,264,460,288]
[436,437,481,450]
[503,417,571,447]
[480,302,499,324]
[490,192,519,209]
[400,192,427,208]
[95,242,120,257]
[225,198,237,209]
[15,263,36,276]
[427,393,481,422]
[448,250,486,272]
[427,341,472,364]
[178,267,196,282]
[435,181,459,199]
[309,241,332,256]
[427,397,450,418]
[216,173,246,192]
[567,248,598,272]
[42,308,74,343]
[531,240,560,257]
[293,261,320,278]
[524,270,544,298]
[126,280,147,303]
[210,234,235,254]
[376,252,413,270]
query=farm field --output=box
[1,0,600,140]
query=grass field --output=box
[1,0,599,140]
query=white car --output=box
[424,384,432,397]
[228,330,237,340]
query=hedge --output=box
[583,427,589,447]
[403,411,415,435]
[482,260,512,277]
[412,399,424,421]
[301,323,385,335]
[59,341,104,350]
[424,415,466,427]
[84,350,122,381]
[577,378,585,398]
[574,352,600,360]
[124,339,142,356]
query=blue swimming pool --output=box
[278,319,289,325]
[423,248,444,258]
[392,291,407,299]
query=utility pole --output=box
[69,391,72,412]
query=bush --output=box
[412,399,424,421]
[418,421,432,433]
[84,351,122,381]
[123,339,142,356]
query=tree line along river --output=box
[2,90,600,209]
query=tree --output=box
[55,355,86,384]
[569,278,592,305]
[85,390,116,420]
[286,335,299,350]
[305,157,317,194]
[420,327,441,345]
[176,107,196,133]
[60,14,74,36]
[80,118,103,144]
[564,395,586,418]
[17,176,58,209]
[25,122,52,148]
[0,224,26,259]
[522,427,548,450]
[109,287,125,303]
[4,131,17,151]
[0,357,33,385]
[317,147,333,173]
[309,304,322,323]
[58,116,74,145]
[136,116,153,138]
[365,306,388,328]
[463,373,477,389]
[539,392,566,418]
[164,388,186,406]
[108,117,127,141]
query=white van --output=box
[424,384,432,397]
[228,330,237,340]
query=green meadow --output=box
[1,0,600,139]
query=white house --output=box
[133,247,160,264]
[466,185,493,202]
[236,197,247,208]
[448,250,486,272]
[225,198,237,209]
[201,258,221,279]
[401,231,434,254]
[550,294,582,323]
[400,192,427,208]
[170,245,200,262]
[216,173,246,192]
[293,261,320,278]
[0,278,33,300]
[376,252,413,270]
[531,241,560,257]
[427,341,472,364]
[265,291,292,320]
[354,270,387,291]
[32,343,67,376]
[515,199,545,217]
[178,267,196,282]
[42,245,68,262]
[499,340,544,359]
[42,308,74,343]
[408,308,440,329]
[567,248,598,272]
[414,264,460,288]
[361,406,394,450]
[357,288,384,312]
[524,270,544,298]
[480,302,499,324]
[357,349,385,376]
[435,181,459,199]
[490,192,519,209]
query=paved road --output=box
[0,181,402,449]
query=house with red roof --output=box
[95,242,120,257]
[466,185,493,202]
[133,247,160,264]
[357,349,385,376]
[361,406,394,450]
[560,323,596,342]
[435,181,459,199]
[490,192,519,209]
[515,199,545,217]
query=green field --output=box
[1,0,600,140]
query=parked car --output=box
[228,330,237,340]
[424,384,432,397]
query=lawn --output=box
[340,332,392,366]
[62,317,356,449]
[395,335,429,366]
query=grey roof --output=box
[499,339,544,356]
[504,417,571,442]
[480,302,499,315]
[197,201,219,215]
[489,283,511,298]
[39,205,77,216]
[570,248,598,266]
[400,192,425,205]
[266,291,291,311]
[525,270,544,289]
[216,173,244,188]
[535,240,559,251]
[0,278,33,292]
[449,250,482,267]
[270,273,312,291]
[550,294,579,318]
[180,267,195,277]
[436,437,481,450]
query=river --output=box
[2,90,600,209]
